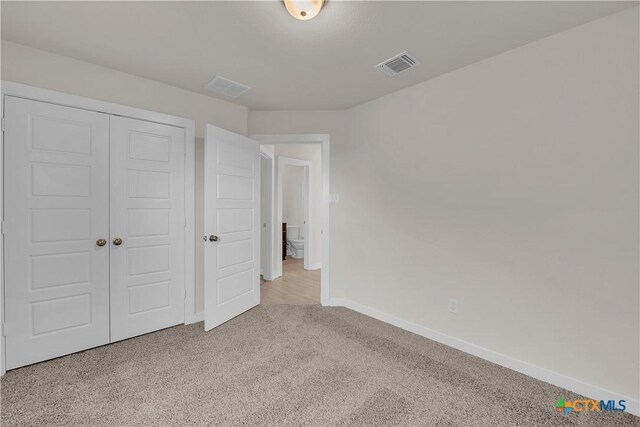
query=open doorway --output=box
[279,156,312,270]
[253,134,330,305]
[271,155,318,304]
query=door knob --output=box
[96,238,107,247]
[113,237,123,246]
[209,235,219,242]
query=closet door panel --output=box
[110,116,185,341]
[3,96,110,369]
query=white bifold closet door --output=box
[109,116,185,341]
[204,124,260,331]
[3,97,186,370]
[3,96,110,369]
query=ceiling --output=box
[1,1,636,111]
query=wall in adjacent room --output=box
[282,165,305,236]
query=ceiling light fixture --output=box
[283,0,325,20]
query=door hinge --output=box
[184,288,187,300]
[1,118,5,132]
[2,323,7,337]
[1,221,5,235]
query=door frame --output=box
[0,81,198,376]
[250,134,330,306]
[277,156,312,271]
[260,145,275,281]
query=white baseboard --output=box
[326,298,345,306]
[306,262,322,271]
[332,299,639,417]
[185,311,204,324]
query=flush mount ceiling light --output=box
[283,0,325,20]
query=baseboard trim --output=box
[306,262,322,271]
[326,298,346,306]
[334,298,639,417]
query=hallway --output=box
[261,258,320,304]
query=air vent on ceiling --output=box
[204,76,250,98]
[375,51,420,77]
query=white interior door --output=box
[109,116,185,341]
[204,124,260,331]
[3,96,110,369]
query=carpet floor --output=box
[1,305,637,426]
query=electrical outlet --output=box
[448,298,458,314]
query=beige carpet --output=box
[1,305,637,426]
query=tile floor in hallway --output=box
[261,257,320,304]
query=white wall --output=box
[250,7,639,405]
[349,7,639,401]
[281,165,305,234]
[1,41,248,313]
[276,144,322,268]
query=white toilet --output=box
[287,225,304,259]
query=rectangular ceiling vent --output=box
[204,76,250,98]
[376,51,420,77]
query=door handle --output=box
[113,237,123,246]
[209,235,219,242]
[96,238,107,247]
